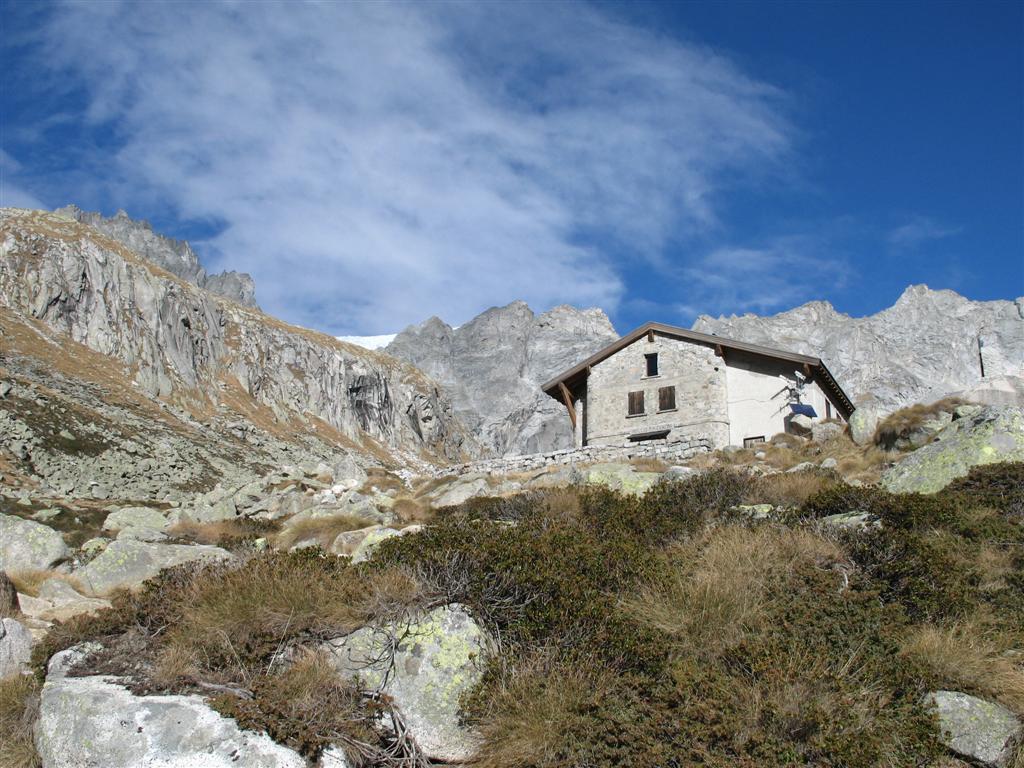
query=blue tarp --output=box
[790,403,817,418]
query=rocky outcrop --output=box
[386,301,619,456]
[0,209,467,471]
[926,690,1021,768]
[0,514,68,572]
[694,285,1023,416]
[323,604,489,762]
[36,645,306,768]
[881,406,1024,494]
[54,205,259,308]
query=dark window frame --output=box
[743,436,766,448]
[644,353,659,377]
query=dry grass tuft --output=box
[391,497,434,525]
[901,618,1024,714]
[626,525,846,660]
[167,518,277,547]
[0,674,41,768]
[874,397,966,448]
[0,572,19,619]
[272,515,371,551]
[629,456,670,473]
[360,468,406,495]
[751,472,836,508]
[6,570,82,598]
[470,657,620,768]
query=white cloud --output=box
[28,0,793,333]
[887,215,962,249]
[0,150,47,209]
[676,237,850,318]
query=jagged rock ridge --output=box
[0,209,467,497]
[694,285,1024,416]
[53,205,259,308]
[386,302,620,456]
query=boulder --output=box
[17,579,111,623]
[787,461,818,473]
[882,406,1024,494]
[348,526,421,564]
[820,457,839,470]
[0,514,68,572]
[322,604,488,762]
[0,617,33,677]
[36,647,305,768]
[789,413,814,436]
[102,506,169,532]
[925,690,1021,768]
[329,525,383,557]
[848,408,878,446]
[433,475,491,507]
[812,421,846,443]
[580,463,661,496]
[331,455,367,489]
[74,540,232,596]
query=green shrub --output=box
[944,461,1024,517]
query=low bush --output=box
[272,514,372,551]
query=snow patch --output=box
[337,333,396,350]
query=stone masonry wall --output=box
[584,334,730,448]
[432,436,712,478]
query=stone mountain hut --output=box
[542,322,855,450]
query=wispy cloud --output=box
[11,1,793,333]
[675,236,851,319]
[0,150,46,209]
[887,215,962,249]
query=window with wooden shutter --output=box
[627,390,645,416]
[645,353,659,377]
[658,386,676,411]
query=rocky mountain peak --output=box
[386,301,618,456]
[53,205,258,308]
[694,286,1023,415]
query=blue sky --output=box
[2,0,1021,335]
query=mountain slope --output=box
[694,285,1024,414]
[386,302,619,455]
[0,209,468,498]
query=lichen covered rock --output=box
[74,539,231,596]
[322,603,488,762]
[0,513,68,572]
[882,406,1024,494]
[36,647,305,768]
[926,690,1022,768]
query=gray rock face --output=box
[694,285,1024,417]
[74,539,232,596]
[926,690,1021,768]
[386,301,619,456]
[36,647,305,768]
[0,209,466,465]
[54,205,259,308]
[0,617,34,677]
[322,604,488,762]
[0,513,68,572]
[881,406,1024,494]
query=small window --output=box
[627,390,645,416]
[645,353,659,377]
[825,401,833,419]
[658,385,676,411]
[743,436,766,448]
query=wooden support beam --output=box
[803,363,812,378]
[558,381,577,430]
[647,330,655,343]
[714,343,724,358]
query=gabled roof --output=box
[541,321,856,418]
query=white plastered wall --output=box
[724,351,839,446]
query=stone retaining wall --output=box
[434,437,712,477]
